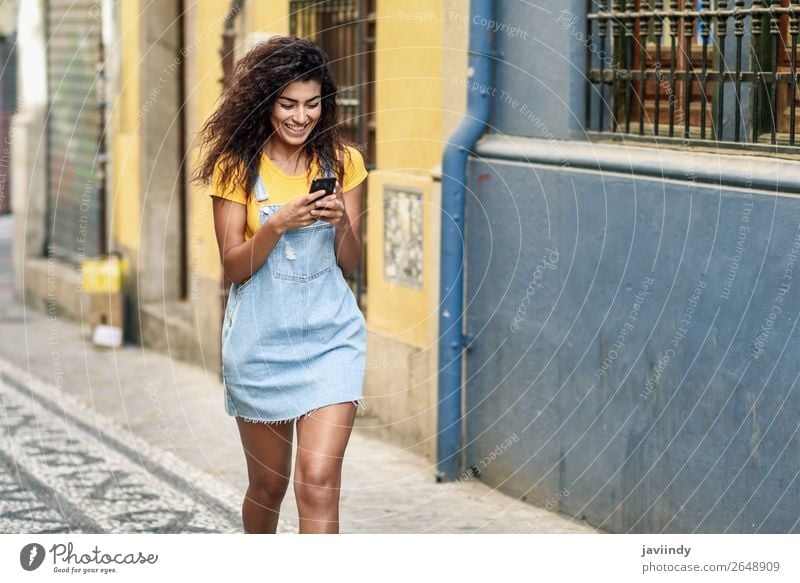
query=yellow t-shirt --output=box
[210,146,368,241]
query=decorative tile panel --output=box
[383,186,423,289]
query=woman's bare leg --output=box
[293,402,357,534]
[235,417,294,533]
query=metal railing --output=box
[587,0,800,150]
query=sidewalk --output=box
[0,216,597,534]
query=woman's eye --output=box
[279,102,319,110]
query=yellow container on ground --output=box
[82,256,124,294]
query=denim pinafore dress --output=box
[220,163,367,424]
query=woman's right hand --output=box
[270,192,335,233]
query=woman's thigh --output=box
[236,417,295,490]
[294,402,357,483]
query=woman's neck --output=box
[264,141,307,176]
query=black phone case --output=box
[309,178,336,201]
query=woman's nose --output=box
[293,107,308,123]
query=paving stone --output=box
[0,359,246,533]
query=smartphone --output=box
[309,177,336,202]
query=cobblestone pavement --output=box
[0,359,242,533]
[0,214,597,534]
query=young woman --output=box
[195,36,368,534]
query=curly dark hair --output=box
[194,36,350,197]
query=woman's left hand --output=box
[310,183,350,230]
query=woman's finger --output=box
[312,208,342,219]
[315,195,337,208]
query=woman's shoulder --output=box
[210,156,248,204]
[334,144,365,165]
[339,145,368,191]
[341,144,365,159]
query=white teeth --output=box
[286,123,308,132]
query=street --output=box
[0,357,240,533]
[0,215,596,534]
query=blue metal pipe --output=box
[437,0,495,482]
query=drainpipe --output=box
[437,0,495,482]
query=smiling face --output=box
[269,80,322,148]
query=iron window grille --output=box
[288,0,375,308]
[289,0,372,158]
[586,0,800,151]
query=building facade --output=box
[12,0,463,463]
[13,0,797,533]
[456,0,800,533]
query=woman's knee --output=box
[248,472,290,504]
[237,417,294,504]
[294,464,341,506]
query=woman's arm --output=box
[212,197,284,284]
[213,193,329,283]
[327,182,364,278]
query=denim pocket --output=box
[270,223,335,282]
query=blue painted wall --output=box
[488,0,586,139]
[461,3,800,533]
[465,147,800,532]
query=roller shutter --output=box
[46,0,103,263]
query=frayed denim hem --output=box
[235,399,366,426]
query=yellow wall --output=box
[374,1,444,172]
[366,1,467,348]
[112,1,291,279]
[190,1,290,280]
[250,0,289,33]
[366,171,440,348]
[112,0,467,351]
[190,0,231,280]
[112,0,141,253]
